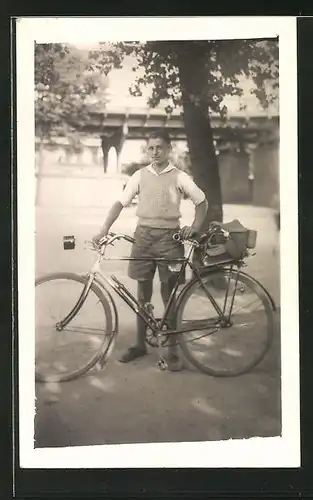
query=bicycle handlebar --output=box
[86,232,135,253]
[88,225,230,254]
[107,232,135,244]
[172,225,230,246]
[172,233,204,248]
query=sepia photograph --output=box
[16,17,299,469]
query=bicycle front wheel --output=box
[175,268,275,377]
[35,273,114,382]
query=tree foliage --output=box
[89,39,278,222]
[126,39,278,116]
[35,39,279,221]
[34,43,110,142]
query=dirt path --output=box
[34,204,281,448]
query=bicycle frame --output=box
[57,233,241,336]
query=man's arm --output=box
[180,198,208,240]
[191,198,208,233]
[93,201,124,243]
[178,172,208,239]
[92,170,140,243]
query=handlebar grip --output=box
[198,232,209,243]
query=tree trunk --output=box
[176,43,223,229]
[100,135,109,174]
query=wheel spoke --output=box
[59,325,106,336]
[180,318,220,329]
[181,329,220,344]
[231,296,262,316]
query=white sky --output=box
[109,57,278,114]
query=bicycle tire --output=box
[35,272,114,382]
[175,268,275,377]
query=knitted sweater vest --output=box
[136,167,182,228]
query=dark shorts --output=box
[128,226,185,283]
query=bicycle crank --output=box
[157,358,168,371]
[156,324,169,371]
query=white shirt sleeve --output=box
[118,170,140,207]
[178,171,206,205]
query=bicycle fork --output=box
[56,272,95,330]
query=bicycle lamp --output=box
[63,235,76,250]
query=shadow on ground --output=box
[35,310,281,448]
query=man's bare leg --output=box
[136,280,153,349]
[119,280,153,362]
[160,275,183,371]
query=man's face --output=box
[147,137,170,166]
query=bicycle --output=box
[35,225,277,383]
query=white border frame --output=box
[16,16,299,469]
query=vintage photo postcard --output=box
[15,16,299,469]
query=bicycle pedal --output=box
[95,361,104,371]
[157,358,168,371]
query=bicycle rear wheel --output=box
[35,273,114,382]
[175,268,275,377]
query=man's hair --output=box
[148,128,171,145]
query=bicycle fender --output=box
[78,273,119,335]
[92,276,119,336]
[238,270,277,312]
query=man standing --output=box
[93,129,208,371]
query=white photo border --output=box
[16,16,299,469]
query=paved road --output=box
[34,203,281,448]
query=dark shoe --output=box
[167,354,183,372]
[119,346,147,363]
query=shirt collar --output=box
[147,162,176,176]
